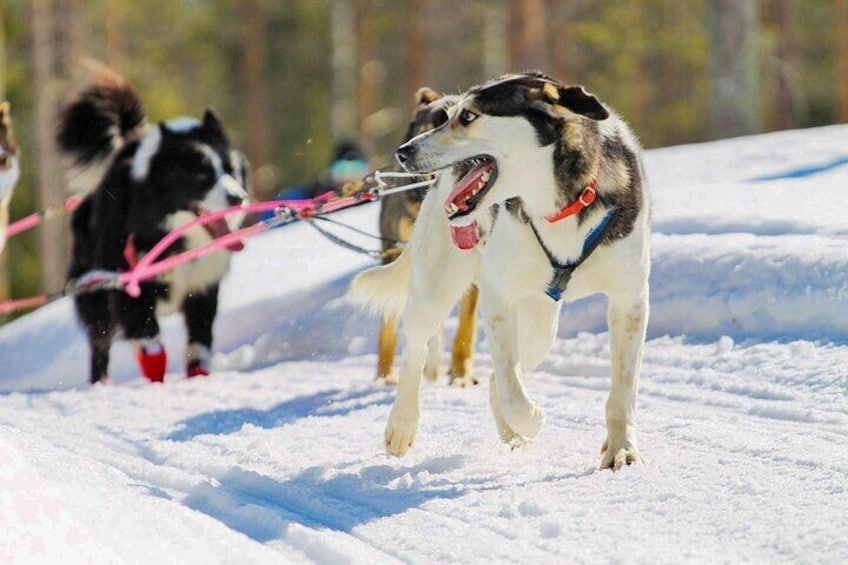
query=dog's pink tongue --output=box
[445,165,487,214]
[206,218,244,252]
[449,221,480,250]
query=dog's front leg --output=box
[385,267,470,455]
[601,292,649,470]
[385,342,426,456]
[385,295,449,455]
[481,287,546,441]
[423,326,444,382]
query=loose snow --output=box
[0,126,846,564]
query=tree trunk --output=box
[706,0,760,139]
[482,0,509,78]
[404,0,428,94]
[355,2,384,152]
[106,2,128,71]
[0,7,8,314]
[239,0,272,183]
[508,0,549,72]
[32,0,67,294]
[331,0,358,140]
[764,0,801,131]
[836,0,848,122]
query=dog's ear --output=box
[415,87,442,107]
[0,101,9,125]
[202,107,225,137]
[552,85,609,121]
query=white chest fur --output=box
[155,211,231,315]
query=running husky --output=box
[375,88,480,386]
[0,101,20,254]
[58,66,249,384]
[352,72,650,470]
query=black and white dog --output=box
[58,67,248,384]
[352,72,650,470]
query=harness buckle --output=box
[578,186,596,208]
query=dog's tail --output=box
[56,60,146,194]
[348,247,412,318]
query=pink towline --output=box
[5,197,81,239]
[0,191,371,314]
[0,295,49,315]
[123,192,365,297]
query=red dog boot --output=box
[135,341,167,382]
[186,343,211,378]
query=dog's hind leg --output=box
[75,290,115,384]
[117,285,166,382]
[449,285,479,386]
[601,291,649,470]
[376,314,400,384]
[481,288,546,440]
[182,284,219,377]
[423,326,443,383]
[376,316,441,385]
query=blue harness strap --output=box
[528,208,618,302]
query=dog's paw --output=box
[423,363,440,383]
[375,374,398,386]
[385,409,419,456]
[135,342,167,383]
[599,438,644,471]
[448,372,479,387]
[494,416,523,445]
[503,402,546,439]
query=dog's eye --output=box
[433,110,449,128]
[458,109,478,126]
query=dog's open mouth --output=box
[193,205,244,252]
[443,155,497,250]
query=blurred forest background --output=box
[1,0,846,313]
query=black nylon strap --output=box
[527,208,619,302]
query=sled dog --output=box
[374,88,480,386]
[0,101,20,254]
[353,72,650,470]
[58,65,249,384]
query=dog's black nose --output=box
[395,143,415,166]
[226,193,244,207]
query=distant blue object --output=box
[276,184,313,200]
[749,155,848,182]
[255,184,312,223]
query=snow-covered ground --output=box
[1,126,847,564]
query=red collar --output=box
[545,158,601,224]
[545,179,598,223]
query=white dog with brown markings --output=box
[351,72,650,470]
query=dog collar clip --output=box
[546,179,598,224]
